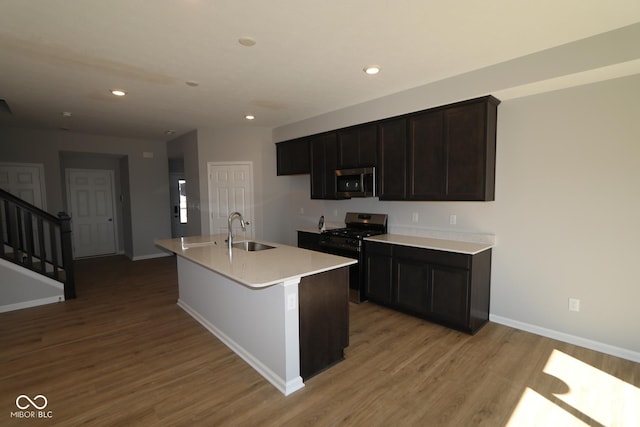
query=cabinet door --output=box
[297,231,321,251]
[365,244,393,303]
[395,258,429,315]
[429,265,470,328]
[310,137,324,199]
[310,133,339,199]
[378,118,407,200]
[337,128,359,168]
[276,139,310,175]
[338,124,377,168]
[407,110,444,200]
[358,124,377,166]
[298,266,349,380]
[443,102,487,200]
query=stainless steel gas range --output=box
[317,212,388,303]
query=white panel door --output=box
[0,163,45,208]
[67,169,116,258]
[208,163,254,239]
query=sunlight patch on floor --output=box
[507,387,589,427]
[507,349,639,426]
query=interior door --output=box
[0,163,46,208]
[169,173,187,238]
[0,163,47,259]
[67,169,117,258]
[208,162,254,239]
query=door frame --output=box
[169,172,187,238]
[0,162,47,210]
[65,168,119,258]
[207,161,255,238]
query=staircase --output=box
[0,189,75,303]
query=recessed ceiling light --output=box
[245,115,255,120]
[363,66,381,75]
[238,37,256,47]
[165,129,177,135]
[61,111,72,118]
[110,89,127,96]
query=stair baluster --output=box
[0,189,76,299]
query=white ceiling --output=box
[1,1,639,141]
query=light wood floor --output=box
[1,255,638,426]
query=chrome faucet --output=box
[227,211,248,251]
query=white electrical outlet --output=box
[299,207,304,215]
[449,214,457,225]
[412,212,419,223]
[568,298,580,312]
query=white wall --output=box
[271,25,640,360]
[0,128,172,259]
[493,76,640,357]
[196,126,288,242]
[0,258,64,312]
[167,129,202,237]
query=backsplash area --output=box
[288,186,496,246]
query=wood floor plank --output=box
[1,255,638,426]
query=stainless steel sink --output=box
[232,241,275,251]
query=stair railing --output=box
[0,189,75,299]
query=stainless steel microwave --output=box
[335,167,375,198]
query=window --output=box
[178,179,187,224]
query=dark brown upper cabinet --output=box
[276,95,499,202]
[310,132,342,199]
[276,138,310,175]
[377,117,408,200]
[380,95,499,201]
[337,124,377,168]
[442,98,498,201]
[407,110,445,200]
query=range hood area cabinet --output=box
[337,124,378,168]
[275,95,500,202]
[378,96,500,201]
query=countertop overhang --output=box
[155,235,357,288]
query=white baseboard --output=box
[0,295,64,313]
[177,299,304,396]
[132,252,172,261]
[490,314,640,363]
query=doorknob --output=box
[108,218,113,222]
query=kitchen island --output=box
[155,235,356,396]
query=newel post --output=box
[58,212,76,299]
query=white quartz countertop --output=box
[365,234,493,255]
[297,228,323,234]
[155,234,357,288]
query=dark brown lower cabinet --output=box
[298,266,349,380]
[363,241,393,303]
[364,241,491,334]
[429,265,470,327]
